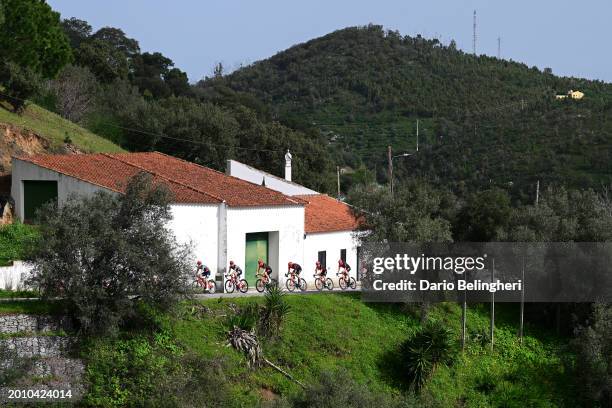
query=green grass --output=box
[0,300,63,315]
[0,222,39,262]
[162,294,574,407]
[0,102,124,153]
[0,288,39,299]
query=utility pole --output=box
[535,180,540,205]
[416,119,419,152]
[461,281,467,351]
[336,166,341,198]
[519,257,525,344]
[490,258,495,351]
[497,36,501,59]
[387,145,393,195]
[472,10,477,55]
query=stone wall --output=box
[0,336,75,358]
[0,314,73,334]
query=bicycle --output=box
[192,273,216,294]
[314,273,334,291]
[285,272,307,292]
[224,271,249,293]
[255,272,278,293]
[337,271,356,290]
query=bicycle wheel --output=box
[339,277,348,290]
[268,278,278,289]
[256,279,265,293]
[298,278,307,291]
[315,278,324,291]
[286,278,296,292]
[207,280,216,294]
[349,277,357,289]
[224,280,235,294]
[325,278,334,290]
[238,279,249,293]
[190,280,200,292]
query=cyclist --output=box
[196,260,211,280]
[337,259,351,281]
[256,259,273,282]
[286,261,302,282]
[228,260,243,279]
[315,261,327,279]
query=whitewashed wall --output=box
[0,261,34,290]
[11,159,111,221]
[303,230,360,286]
[226,205,305,285]
[168,204,219,275]
[226,160,317,196]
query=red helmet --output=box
[316,261,321,267]
[229,260,235,266]
[338,259,344,266]
[197,260,202,266]
[258,259,264,267]
[288,261,293,268]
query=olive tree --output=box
[27,173,192,334]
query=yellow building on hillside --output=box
[556,90,584,100]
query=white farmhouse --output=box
[10,152,362,290]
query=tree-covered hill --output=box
[202,25,612,199]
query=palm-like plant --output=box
[402,321,455,391]
[260,285,291,338]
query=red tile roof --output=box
[17,152,304,207]
[296,194,361,233]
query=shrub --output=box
[225,302,259,331]
[401,321,455,391]
[27,173,192,335]
[269,370,418,408]
[84,332,231,407]
[572,303,612,407]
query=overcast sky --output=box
[48,0,611,83]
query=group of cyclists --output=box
[195,257,354,293]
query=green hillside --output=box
[0,102,125,153]
[204,25,612,198]
[80,294,574,407]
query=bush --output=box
[269,370,418,408]
[84,332,231,407]
[572,303,612,407]
[27,173,192,335]
[401,321,456,391]
[225,302,259,332]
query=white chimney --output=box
[284,150,292,182]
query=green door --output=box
[245,232,268,285]
[23,180,58,223]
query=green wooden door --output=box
[23,180,58,222]
[245,232,268,285]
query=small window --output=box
[317,251,326,268]
[340,249,347,263]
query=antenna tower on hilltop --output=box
[472,10,477,55]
